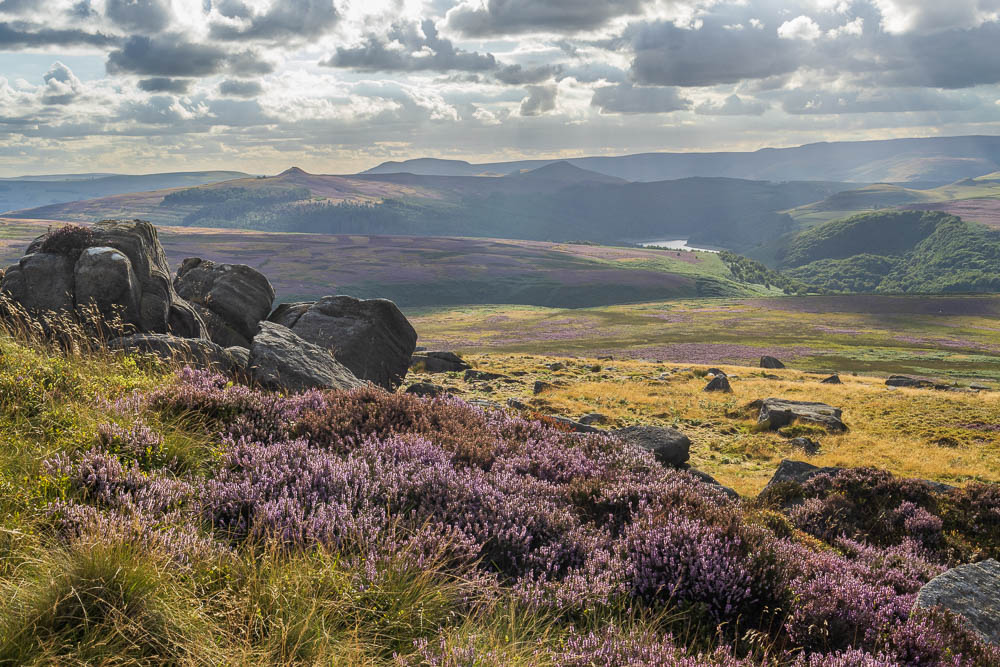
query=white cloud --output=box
[777,15,821,40]
[827,16,863,37]
[873,0,1000,34]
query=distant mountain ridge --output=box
[364,135,1000,184]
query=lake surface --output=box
[639,239,720,253]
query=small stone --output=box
[789,437,821,455]
[704,375,733,393]
[533,380,553,395]
[405,382,443,397]
[820,374,842,384]
[760,356,785,369]
[465,369,505,382]
[578,413,608,425]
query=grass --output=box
[406,353,1000,497]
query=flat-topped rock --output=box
[914,559,1000,645]
[410,351,470,373]
[754,398,847,432]
[886,375,934,388]
[613,425,691,467]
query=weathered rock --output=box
[914,559,1000,645]
[547,362,566,371]
[174,258,275,348]
[405,382,443,397]
[579,413,608,425]
[760,356,785,369]
[410,350,470,373]
[1,252,75,313]
[686,468,740,500]
[467,398,502,411]
[614,425,691,467]
[763,459,844,490]
[547,415,599,434]
[886,375,934,388]
[533,380,553,395]
[755,398,847,432]
[506,397,530,411]
[970,383,992,392]
[225,346,250,371]
[109,333,246,375]
[74,247,141,321]
[704,375,733,393]
[249,321,363,393]
[267,295,416,390]
[707,368,726,377]
[820,374,842,384]
[789,437,821,455]
[466,369,505,382]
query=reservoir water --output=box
[639,239,720,253]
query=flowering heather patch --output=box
[10,363,1000,664]
[590,343,823,365]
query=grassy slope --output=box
[408,295,1000,381]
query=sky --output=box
[0,0,999,176]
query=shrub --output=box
[38,224,94,259]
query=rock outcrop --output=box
[753,398,847,432]
[614,425,691,467]
[760,356,785,369]
[249,322,363,393]
[410,351,470,373]
[820,374,842,384]
[269,296,417,390]
[704,375,733,393]
[886,375,934,388]
[914,559,1000,645]
[174,258,274,348]
[109,334,247,376]
[2,220,206,338]
[763,459,844,490]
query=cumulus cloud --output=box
[447,0,645,36]
[104,0,172,32]
[41,61,82,104]
[0,22,113,47]
[872,0,1000,34]
[520,84,557,116]
[210,0,338,42]
[695,94,768,115]
[323,19,496,73]
[591,82,690,113]
[777,15,822,40]
[219,78,263,97]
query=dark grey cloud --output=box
[105,0,172,33]
[107,35,227,76]
[0,0,37,13]
[215,0,251,19]
[138,77,191,93]
[695,94,768,116]
[0,21,115,47]
[218,78,262,97]
[591,82,689,114]
[210,0,338,42]
[323,19,495,72]
[447,0,644,37]
[520,84,557,116]
[227,50,275,76]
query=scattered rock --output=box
[686,468,740,500]
[410,350,470,373]
[970,383,991,392]
[763,459,844,490]
[914,559,1000,646]
[267,295,417,390]
[613,425,691,467]
[789,437,821,455]
[109,333,246,376]
[174,258,275,348]
[467,398,502,411]
[886,375,934,388]
[547,415,599,434]
[704,375,733,393]
[547,362,566,371]
[754,398,847,432]
[820,374,842,384]
[465,369,505,382]
[506,397,529,411]
[533,380,553,395]
[578,413,608,426]
[707,368,726,377]
[249,321,363,393]
[598,355,614,361]
[760,356,785,369]
[405,382,443,397]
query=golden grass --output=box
[407,354,1000,497]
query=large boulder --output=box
[174,258,275,348]
[109,333,247,376]
[754,398,847,432]
[614,425,691,467]
[887,375,934,388]
[760,356,785,369]
[410,350,470,373]
[4,220,206,338]
[249,321,363,393]
[269,296,417,390]
[914,559,1000,645]
[704,375,733,393]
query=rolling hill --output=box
[9,167,844,252]
[0,171,249,214]
[364,135,1000,184]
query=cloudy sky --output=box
[0,0,999,175]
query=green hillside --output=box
[777,210,1000,293]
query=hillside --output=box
[0,171,248,214]
[0,218,789,307]
[772,210,1000,293]
[364,134,1000,183]
[11,170,842,252]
